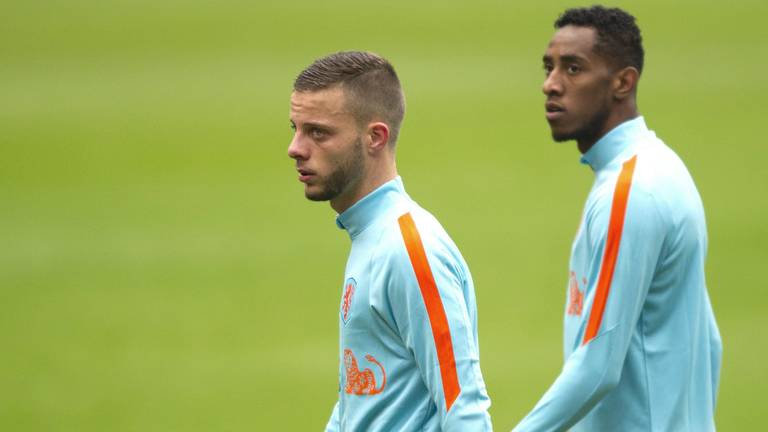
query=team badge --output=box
[343,348,386,395]
[567,271,585,316]
[341,278,356,325]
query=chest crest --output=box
[341,277,356,325]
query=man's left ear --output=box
[613,66,640,100]
[367,122,391,152]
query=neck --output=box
[330,161,398,214]
[577,105,639,154]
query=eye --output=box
[543,63,553,76]
[289,121,296,131]
[567,64,581,75]
[310,127,327,140]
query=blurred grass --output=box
[1,0,766,430]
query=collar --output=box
[580,116,648,172]
[335,176,408,239]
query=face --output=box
[542,25,615,145]
[288,87,366,207]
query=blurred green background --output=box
[2,0,766,430]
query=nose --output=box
[542,69,563,96]
[288,133,308,160]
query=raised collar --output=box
[335,176,408,239]
[580,116,648,172]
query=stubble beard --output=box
[552,105,611,146]
[305,137,365,202]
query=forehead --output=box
[545,25,598,60]
[290,86,350,121]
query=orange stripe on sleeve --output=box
[398,212,461,411]
[582,155,638,345]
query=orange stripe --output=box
[398,212,461,411]
[582,155,638,345]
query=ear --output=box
[366,122,391,152]
[612,66,640,100]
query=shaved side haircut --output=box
[294,51,406,146]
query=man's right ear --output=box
[366,122,391,153]
[613,66,640,100]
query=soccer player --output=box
[288,51,492,431]
[513,6,723,431]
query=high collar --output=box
[580,116,648,172]
[335,176,408,239]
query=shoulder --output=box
[372,205,466,284]
[585,156,667,245]
[626,129,701,192]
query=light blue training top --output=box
[514,117,722,431]
[325,177,492,432]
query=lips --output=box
[297,168,315,183]
[545,101,565,121]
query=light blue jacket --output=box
[325,177,492,431]
[514,117,722,431]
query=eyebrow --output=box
[289,118,330,128]
[301,121,333,130]
[292,121,337,134]
[543,53,589,64]
[561,54,588,63]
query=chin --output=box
[305,193,328,202]
[551,129,576,143]
[304,185,338,202]
[305,189,330,202]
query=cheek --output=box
[573,85,609,113]
[314,143,345,173]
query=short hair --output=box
[294,51,406,146]
[555,5,644,74]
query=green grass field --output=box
[2,0,766,430]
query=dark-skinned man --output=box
[513,6,722,432]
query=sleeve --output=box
[380,212,492,432]
[513,166,666,431]
[706,293,723,408]
[324,401,340,432]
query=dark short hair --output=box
[294,51,406,146]
[555,5,644,74]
